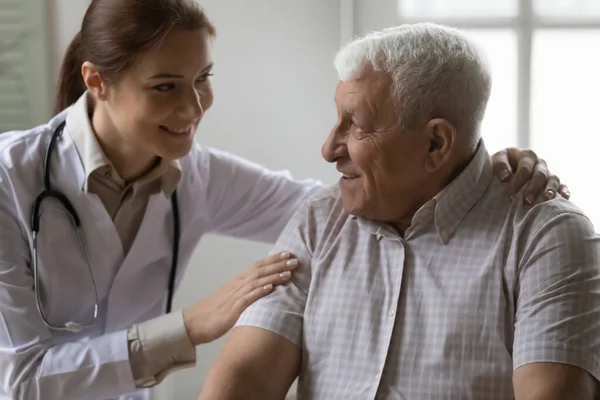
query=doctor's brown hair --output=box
[54,0,216,114]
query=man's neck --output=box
[391,148,478,236]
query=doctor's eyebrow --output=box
[147,63,214,80]
[148,73,184,79]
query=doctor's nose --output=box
[177,89,205,120]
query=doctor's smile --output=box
[0,0,577,399]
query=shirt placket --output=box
[372,232,407,399]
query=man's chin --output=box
[340,196,365,217]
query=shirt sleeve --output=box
[127,310,196,388]
[513,208,600,381]
[235,196,322,346]
[198,145,323,244]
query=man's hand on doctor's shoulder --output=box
[182,251,298,346]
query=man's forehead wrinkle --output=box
[336,87,363,113]
[365,95,378,119]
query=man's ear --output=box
[81,61,109,101]
[423,118,456,173]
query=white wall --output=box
[166,1,341,398]
[354,0,399,36]
[45,0,90,115]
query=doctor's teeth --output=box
[164,126,191,134]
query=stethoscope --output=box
[31,120,180,333]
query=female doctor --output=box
[0,1,569,399]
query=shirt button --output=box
[104,166,112,178]
[388,308,396,318]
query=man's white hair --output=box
[335,23,492,139]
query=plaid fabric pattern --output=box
[236,143,600,399]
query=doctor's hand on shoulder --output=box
[183,251,298,345]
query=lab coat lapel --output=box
[104,193,171,331]
[56,128,126,271]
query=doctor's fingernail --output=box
[546,189,555,199]
[286,259,298,268]
[280,271,292,278]
[280,251,290,259]
[499,170,511,181]
[263,284,273,291]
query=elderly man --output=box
[199,23,600,400]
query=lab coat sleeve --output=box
[0,167,137,399]
[200,146,324,243]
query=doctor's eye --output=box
[196,73,214,84]
[153,83,175,93]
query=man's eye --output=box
[352,121,365,131]
[154,83,175,92]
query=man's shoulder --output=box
[519,195,594,234]
[275,183,351,251]
[496,190,599,257]
[299,183,350,226]
[305,183,342,208]
[482,179,595,234]
[528,195,587,217]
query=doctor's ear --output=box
[81,61,109,101]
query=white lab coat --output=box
[0,110,323,400]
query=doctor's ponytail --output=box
[53,0,215,115]
[55,32,86,115]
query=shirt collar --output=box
[354,140,493,244]
[65,92,181,196]
[431,140,493,243]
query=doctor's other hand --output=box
[491,147,570,203]
[182,251,298,346]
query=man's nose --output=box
[321,126,346,163]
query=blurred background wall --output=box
[0,0,598,398]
